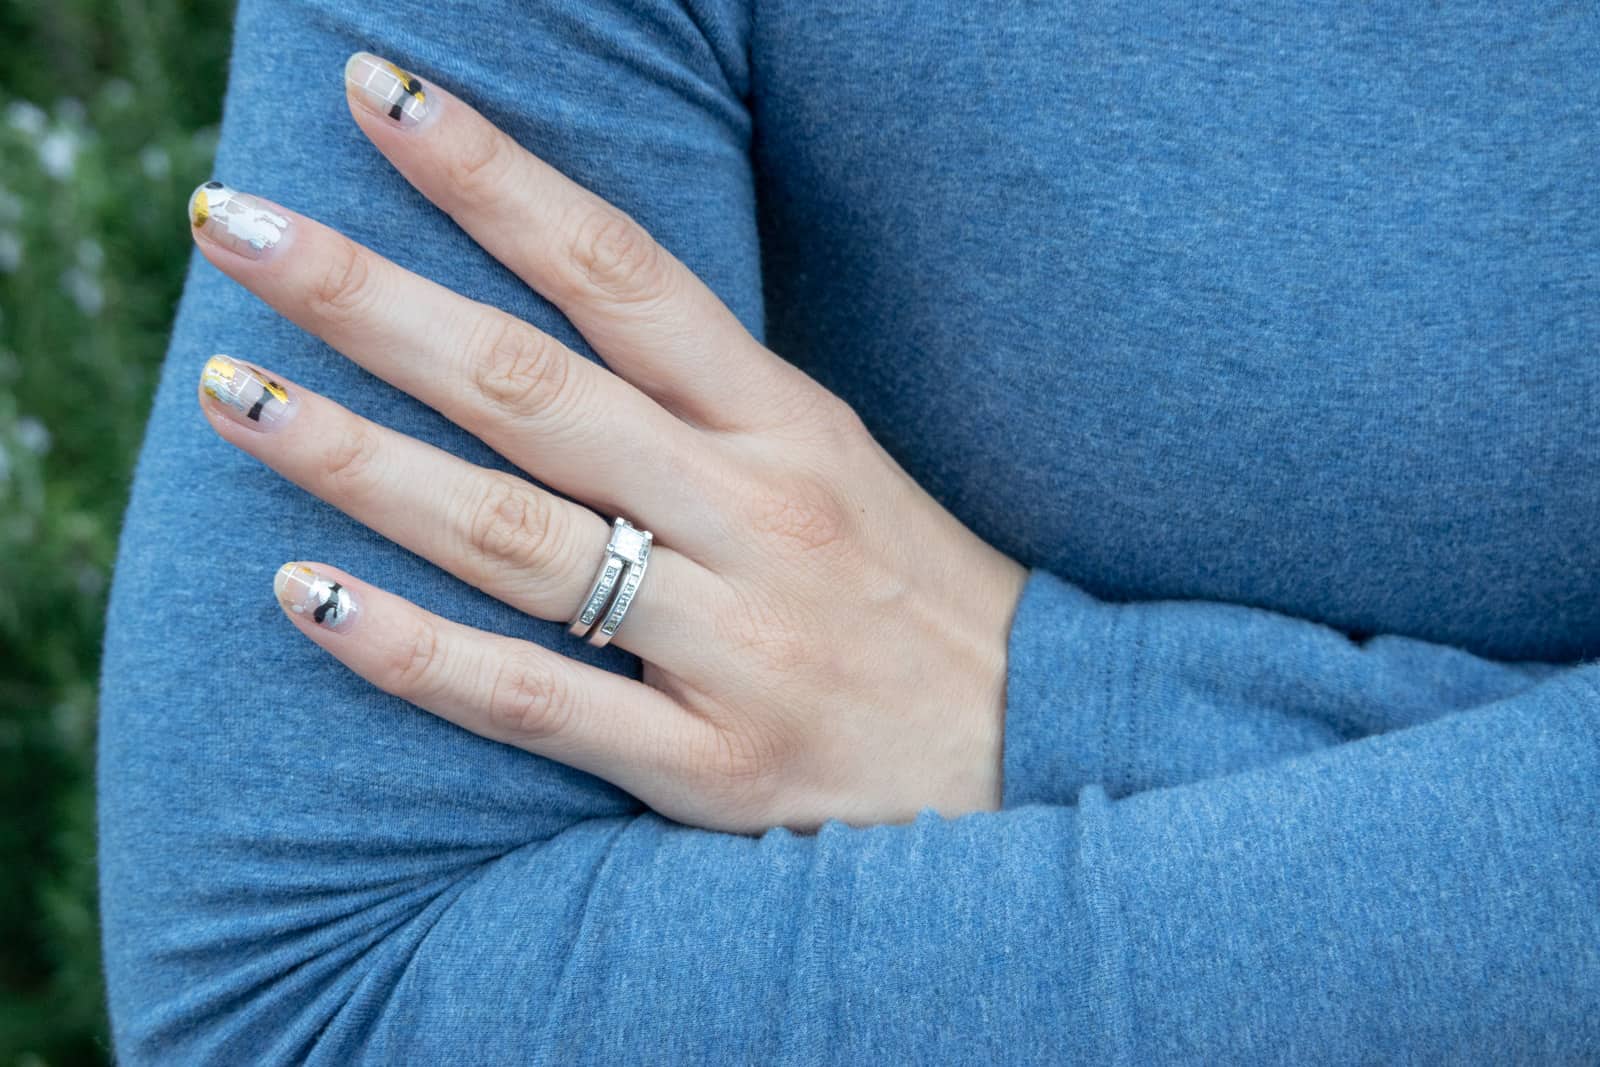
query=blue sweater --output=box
[98,0,1600,1061]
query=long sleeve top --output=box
[97,0,1600,1061]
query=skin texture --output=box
[190,53,1029,834]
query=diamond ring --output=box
[568,517,653,648]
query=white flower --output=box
[5,101,46,138]
[15,416,50,456]
[139,144,171,181]
[61,266,104,317]
[38,128,80,180]
[0,230,21,273]
[75,238,103,270]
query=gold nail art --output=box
[188,181,289,259]
[200,355,296,431]
[345,52,429,127]
[275,563,359,631]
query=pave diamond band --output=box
[569,517,653,648]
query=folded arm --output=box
[98,1,1600,1061]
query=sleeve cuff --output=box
[1001,568,1135,808]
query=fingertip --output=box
[186,180,215,230]
[274,561,362,633]
[343,50,433,130]
[184,181,291,262]
[197,354,299,433]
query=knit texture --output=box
[99,1,1600,1061]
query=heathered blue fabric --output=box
[97,1,1600,1061]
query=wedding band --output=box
[569,517,652,648]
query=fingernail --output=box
[200,354,297,431]
[275,563,360,631]
[188,181,289,259]
[345,52,429,127]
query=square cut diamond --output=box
[610,524,647,562]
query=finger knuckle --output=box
[716,589,818,676]
[468,316,571,415]
[463,476,557,571]
[321,422,381,488]
[307,240,374,324]
[448,124,516,201]
[745,625,816,678]
[486,657,571,741]
[690,723,792,824]
[814,391,869,445]
[566,204,668,305]
[707,727,780,787]
[387,617,442,696]
[778,386,869,450]
[743,476,854,555]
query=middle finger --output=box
[186,181,734,556]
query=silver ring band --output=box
[569,517,653,648]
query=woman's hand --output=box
[190,53,1028,832]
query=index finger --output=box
[341,51,805,431]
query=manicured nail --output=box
[274,563,359,631]
[200,354,297,431]
[345,52,429,127]
[188,181,289,259]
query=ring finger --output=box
[196,353,715,666]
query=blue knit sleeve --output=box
[1002,567,1571,806]
[324,672,1600,1062]
[96,0,1600,1060]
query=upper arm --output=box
[98,0,759,1057]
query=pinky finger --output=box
[271,561,708,808]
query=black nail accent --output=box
[312,583,343,624]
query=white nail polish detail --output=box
[345,52,429,127]
[274,563,360,631]
[189,181,289,259]
[200,355,297,431]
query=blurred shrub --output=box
[0,2,234,1062]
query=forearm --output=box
[1004,567,1567,805]
[362,669,1599,1062]
[212,669,1593,1063]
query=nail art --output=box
[345,52,429,127]
[200,354,297,431]
[275,564,359,631]
[188,181,288,258]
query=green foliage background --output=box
[0,1,235,1061]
